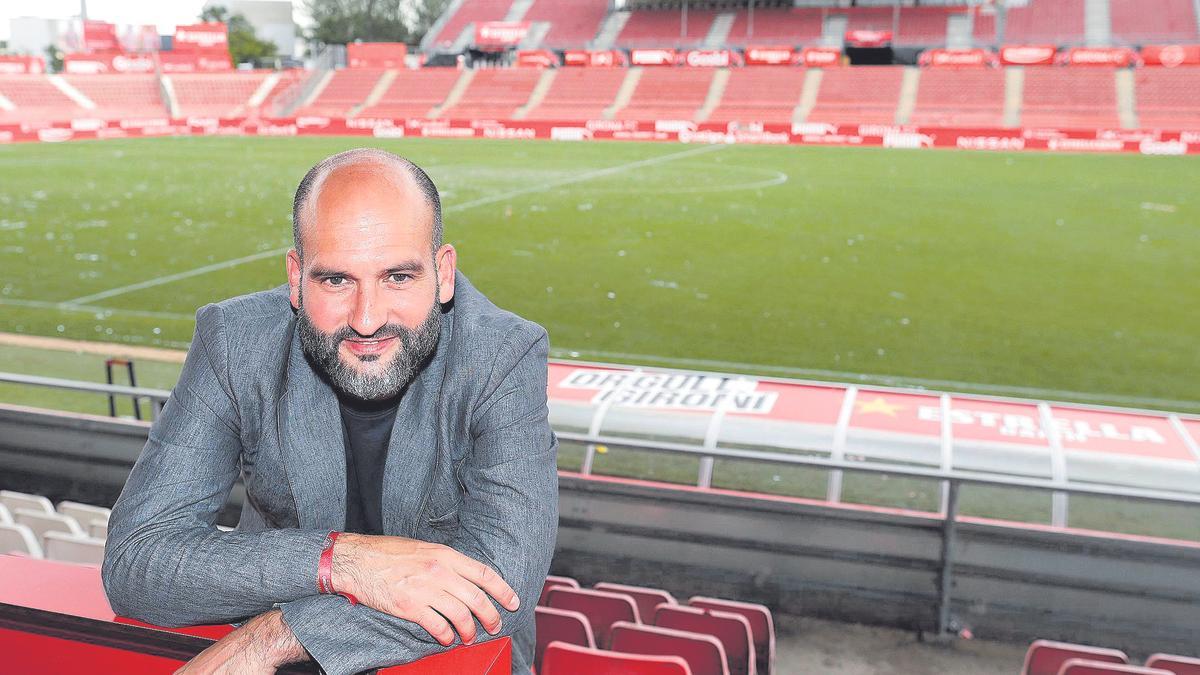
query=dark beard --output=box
[296,292,442,402]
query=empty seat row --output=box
[1023,638,1200,675]
[537,575,775,675]
[0,490,110,564]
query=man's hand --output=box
[173,609,308,675]
[331,533,520,646]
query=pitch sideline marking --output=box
[60,143,730,306]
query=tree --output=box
[200,5,278,64]
[303,0,449,46]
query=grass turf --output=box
[1,136,1198,539]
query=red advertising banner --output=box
[744,45,795,66]
[630,48,678,66]
[1000,44,1057,65]
[475,22,529,48]
[63,52,156,74]
[844,30,892,48]
[515,49,558,68]
[82,20,119,52]
[1139,44,1200,67]
[1061,47,1137,67]
[919,48,997,68]
[157,51,233,72]
[562,50,625,67]
[800,46,842,67]
[173,23,228,51]
[347,42,408,68]
[682,49,737,67]
[0,56,46,74]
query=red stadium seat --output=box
[1022,640,1129,675]
[1056,659,1173,675]
[541,641,693,675]
[534,606,595,674]
[654,605,756,675]
[545,587,640,648]
[594,582,677,624]
[1146,654,1200,675]
[688,596,775,675]
[611,620,729,675]
[539,575,580,606]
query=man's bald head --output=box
[291,148,442,261]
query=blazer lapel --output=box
[278,321,347,530]
[383,301,454,537]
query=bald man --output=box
[101,149,559,675]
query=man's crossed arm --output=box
[102,304,558,675]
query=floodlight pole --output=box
[80,0,88,22]
[682,1,688,41]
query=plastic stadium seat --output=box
[0,523,43,557]
[43,532,106,566]
[56,501,110,527]
[545,587,640,648]
[535,606,595,674]
[689,597,775,675]
[1146,654,1200,675]
[1056,660,1173,675]
[0,503,11,525]
[655,605,756,675]
[88,519,108,540]
[1023,640,1130,675]
[0,490,55,515]
[611,620,729,675]
[595,582,677,625]
[540,575,580,606]
[12,509,85,544]
[541,641,692,675]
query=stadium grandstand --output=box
[1,0,1199,672]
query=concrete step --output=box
[350,69,397,117]
[895,67,921,125]
[1004,66,1024,128]
[592,10,630,50]
[514,68,558,120]
[429,68,476,117]
[704,12,736,49]
[794,68,824,124]
[695,68,731,122]
[603,67,643,120]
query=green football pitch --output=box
[2,135,1199,540]
[2,135,1197,410]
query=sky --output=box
[1,0,309,41]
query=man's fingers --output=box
[452,557,519,612]
[446,575,503,634]
[431,593,478,645]
[417,607,457,647]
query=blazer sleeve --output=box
[101,303,331,626]
[275,322,560,675]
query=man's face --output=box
[286,162,457,401]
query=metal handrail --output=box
[0,373,170,419]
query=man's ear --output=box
[286,249,302,310]
[436,244,457,304]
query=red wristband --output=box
[318,531,358,605]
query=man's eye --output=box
[324,276,345,286]
[389,273,411,284]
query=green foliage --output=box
[44,44,64,73]
[303,0,450,45]
[200,5,279,64]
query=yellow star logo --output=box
[856,396,904,417]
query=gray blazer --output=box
[101,270,559,675]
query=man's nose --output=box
[348,284,387,337]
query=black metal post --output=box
[937,479,960,637]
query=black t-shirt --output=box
[337,392,402,535]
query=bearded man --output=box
[101,148,559,675]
